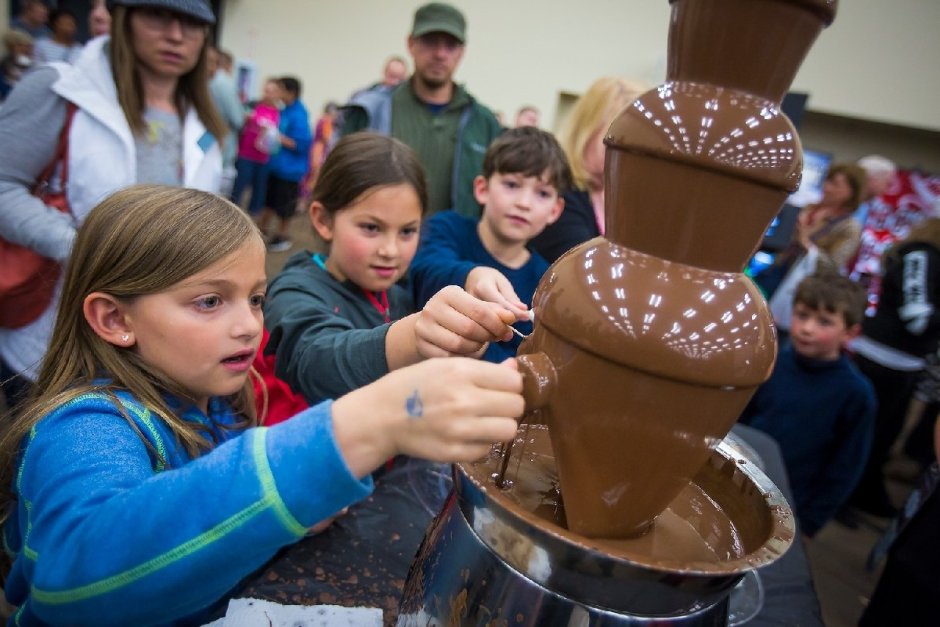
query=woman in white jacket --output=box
[0,0,225,405]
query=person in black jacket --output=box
[847,217,940,518]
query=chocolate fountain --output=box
[399,0,837,623]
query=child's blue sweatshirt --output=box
[409,210,548,363]
[3,389,372,626]
[739,344,876,536]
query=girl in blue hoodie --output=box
[0,185,524,626]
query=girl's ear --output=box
[83,292,135,348]
[309,201,334,242]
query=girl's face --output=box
[311,184,423,293]
[262,80,281,105]
[821,172,854,209]
[122,238,266,413]
[129,7,205,82]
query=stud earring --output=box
[121,334,129,342]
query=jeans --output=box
[230,157,271,216]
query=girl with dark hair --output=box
[263,132,518,408]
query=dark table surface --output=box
[236,424,823,626]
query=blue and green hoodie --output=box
[2,388,372,625]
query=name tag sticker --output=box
[197,132,215,153]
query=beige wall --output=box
[219,0,940,132]
[0,0,9,30]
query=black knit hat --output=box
[106,0,216,25]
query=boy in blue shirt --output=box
[740,272,877,538]
[410,127,572,362]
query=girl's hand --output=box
[331,358,524,476]
[414,285,515,358]
[307,507,348,535]
[465,266,531,321]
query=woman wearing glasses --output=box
[0,0,226,408]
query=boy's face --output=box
[474,172,564,247]
[789,302,859,361]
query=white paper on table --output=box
[203,597,383,627]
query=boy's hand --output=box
[465,267,531,321]
[333,358,524,472]
[414,285,515,358]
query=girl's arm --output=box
[265,286,392,405]
[14,397,370,625]
[0,65,77,261]
[14,359,522,624]
[332,357,523,475]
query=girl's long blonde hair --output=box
[109,6,228,142]
[0,185,262,523]
[559,76,647,190]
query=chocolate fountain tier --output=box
[397,429,794,624]
[604,82,802,271]
[517,238,775,538]
[667,0,837,104]
[529,239,776,386]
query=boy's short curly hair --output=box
[481,127,572,194]
[793,270,867,328]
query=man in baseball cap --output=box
[342,2,502,218]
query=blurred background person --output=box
[230,77,283,218]
[381,54,407,88]
[0,30,33,105]
[513,105,539,128]
[846,218,940,521]
[88,0,112,39]
[33,7,83,64]
[10,0,51,42]
[209,46,244,196]
[530,76,647,263]
[854,154,898,227]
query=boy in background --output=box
[740,271,876,538]
[410,127,571,362]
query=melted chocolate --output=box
[465,426,771,570]
[515,0,837,539]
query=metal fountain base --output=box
[397,436,794,626]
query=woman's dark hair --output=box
[312,132,429,217]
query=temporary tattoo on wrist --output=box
[406,389,423,419]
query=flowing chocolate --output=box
[516,0,838,538]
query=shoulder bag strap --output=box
[31,101,78,212]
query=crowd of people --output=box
[0,0,938,624]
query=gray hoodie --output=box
[264,251,414,404]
